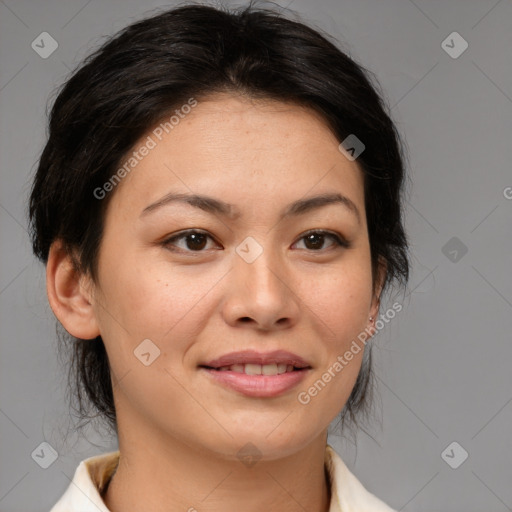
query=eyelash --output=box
[161,229,351,254]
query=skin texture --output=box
[47,93,384,512]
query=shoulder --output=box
[325,444,397,512]
[49,451,119,512]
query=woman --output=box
[29,3,409,511]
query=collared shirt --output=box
[50,444,396,511]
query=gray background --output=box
[1,0,511,510]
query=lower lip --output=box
[200,367,310,398]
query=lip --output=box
[200,349,311,369]
[200,367,311,398]
[198,349,312,398]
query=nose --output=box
[221,245,300,331]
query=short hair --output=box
[28,1,410,437]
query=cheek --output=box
[292,260,372,413]
[300,262,373,344]
[94,249,224,353]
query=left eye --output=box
[162,229,349,253]
[292,230,349,251]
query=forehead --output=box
[105,93,365,222]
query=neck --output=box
[104,423,331,512]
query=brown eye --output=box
[293,230,350,251]
[303,232,326,250]
[162,229,349,254]
[184,233,208,250]
[163,230,216,252]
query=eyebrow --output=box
[140,191,361,224]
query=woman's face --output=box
[88,93,381,460]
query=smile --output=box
[206,363,298,375]
[199,365,310,398]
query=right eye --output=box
[161,229,220,253]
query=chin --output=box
[215,426,319,463]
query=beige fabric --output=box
[50,444,396,511]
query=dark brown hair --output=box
[29,1,409,437]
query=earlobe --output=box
[46,240,100,340]
[369,256,388,330]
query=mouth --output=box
[198,350,312,398]
[199,349,312,373]
[199,363,309,375]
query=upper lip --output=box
[200,350,311,369]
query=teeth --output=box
[216,363,297,375]
[277,363,288,374]
[245,363,262,375]
[262,364,278,376]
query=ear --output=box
[369,256,387,325]
[46,240,100,340]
